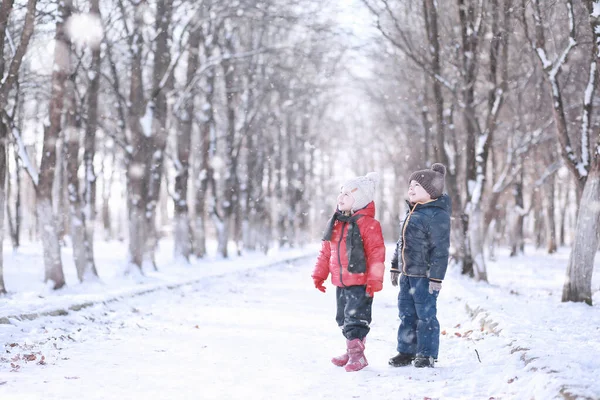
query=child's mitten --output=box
[428,280,442,294]
[390,270,400,286]
[313,277,326,293]
[365,280,382,297]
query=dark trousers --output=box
[396,275,440,359]
[335,285,373,341]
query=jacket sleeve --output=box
[312,240,331,280]
[427,210,451,281]
[391,236,401,272]
[363,219,386,283]
[391,214,405,272]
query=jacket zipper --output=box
[401,203,419,275]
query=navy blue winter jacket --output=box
[390,194,451,281]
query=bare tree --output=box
[82,0,102,273]
[173,23,200,262]
[194,14,220,258]
[561,0,600,305]
[0,0,38,293]
[125,0,150,273]
[521,0,599,304]
[36,0,75,289]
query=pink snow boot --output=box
[344,338,368,372]
[331,350,350,367]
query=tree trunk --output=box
[244,125,258,251]
[102,146,115,240]
[64,76,98,282]
[0,121,7,294]
[6,139,17,248]
[37,0,72,289]
[276,115,286,248]
[173,27,200,262]
[559,181,569,247]
[144,0,174,269]
[82,0,101,273]
[534,199,544,249]
[10,139,21,248]
[562,160,600,305]
[126,1,149,274]
[469,204,488,281]
[542,174,557,254]
[510,178,525,257]
[52,139,65,244]
[297,113,309,246]
[457,0,481,277]
[217,33,241,258]
[194,33,218,259]
[285,113,297,247]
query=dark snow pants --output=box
[335,285,373,341]
[396,274,440,359]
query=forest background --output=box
[0,0,598,307]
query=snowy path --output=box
[0,252,598,400]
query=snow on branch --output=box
[140,102,154,138]
[490,88,503,117]
[593,1,600,18]
[549,1,577,79]
[492,147,515,194]
[5,29,15,58]
[535,48,552,69]
[474,0,485,37]
[580,61,596,171]
[534,160,563,186]
[549,37,577,80]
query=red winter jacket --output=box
[312,201,385,287]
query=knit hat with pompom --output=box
[408,163,446,199]
[341,172,380,212]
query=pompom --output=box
[431,163,446,176]
[365,171,380,185]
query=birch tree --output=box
[0,0,37,294]
[362,0,512,281]
[64,64,98,282]
[82,0,102,275]
[563,0,600,304]
[36,0,75,289]
[521,0,599,304]
[172,19,200,262]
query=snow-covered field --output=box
[1,241,599,400]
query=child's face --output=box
[337,190,355,212]
[408,180,431,204]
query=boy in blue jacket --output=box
[388,163,451,368]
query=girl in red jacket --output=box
[311,172,386,372]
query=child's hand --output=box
[390,270,400,287]
[428,280,442,294]
[366,280,382,297]
[313,278,326,293]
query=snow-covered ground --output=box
[1,242,599,400]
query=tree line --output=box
[0,0,345,292]
[360,0,599,305]
[0,0,597,307]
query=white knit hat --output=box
[341,172,380,211]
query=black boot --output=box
[414,356,435,368]
[388,353,415,367]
